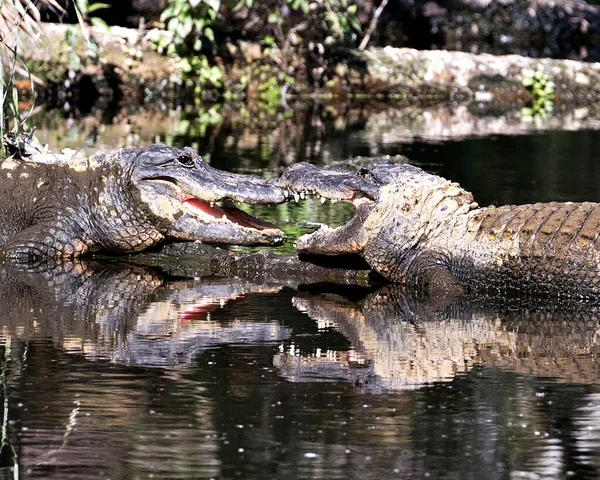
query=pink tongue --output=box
[182,195,226,218]
[178,303,217,322]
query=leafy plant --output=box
[64,0,111,73]
[147,0,223,87]
[149,0,362,95]
[0,0,53,156]
[265,0,360,43]
[0,42,23,155]
[260,0,361,87]
[521,66,555,119]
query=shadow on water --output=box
[2,259,600,477]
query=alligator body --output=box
[0,144,287,260]
[280,159,600,299]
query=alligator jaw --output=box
[131,146,290,247]
[179,194,286,246]
[278,162,378,254]
[134,180,286,247]
[294,203,374,254]
[279,162,379,204]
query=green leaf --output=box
[233,0,252,11]
[166,43,177,56]
[90,17,111,36]
[204,27,214,42]
[87,2,110,13]
[349,16,361,32]
[207,7,219,20]
[181,17,193,38]
[205,0,221,12]
[65,25,80,45]
[167,17,180,33]
[76,0,88,14]
[522,76,534,87]
[160,7,174,22]
[193,18,205,31]
[69,52,82,71]
[180,57,192,72]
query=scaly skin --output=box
[0,144,288,261]
[280,160,600,299]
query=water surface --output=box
[3,104,600,478]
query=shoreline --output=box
[15,23,600,113]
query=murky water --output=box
[4,104,600,478]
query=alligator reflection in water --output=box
[0,260,292,365]
[5,261,600,477]
[279,286,600,391]
[0,260,307,478]
[3,260,600,386]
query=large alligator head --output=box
[126,145,287,247]
[279,159,477,285]
[0,144,288,259]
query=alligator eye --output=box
[177,154,195,167]
[358,166,376,182]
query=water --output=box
[4,104,600,478]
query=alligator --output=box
[279,159,600,299]
[0,143,288,260]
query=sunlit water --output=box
[3,104,600,478]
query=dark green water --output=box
[4,106,600,479]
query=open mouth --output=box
[289,190,375,246]
[139,176,287,246]
[278,162,378,212]
[276,163,381,253]
[285,188,374,209]
[181,195,279,231]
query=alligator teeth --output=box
[210,202,214,207]
[300,191,306,199]
[320,196,326,204]
[222,214,227,220]
[294,193,300,202]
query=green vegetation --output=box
[147,0,223,87]
[64,0,111,73]
[149,0,362,99]
[1,0,111,156]
[0,0,46,155]
[521,66,555,119]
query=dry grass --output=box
[0,0,64,153]
[0,0,64,46]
